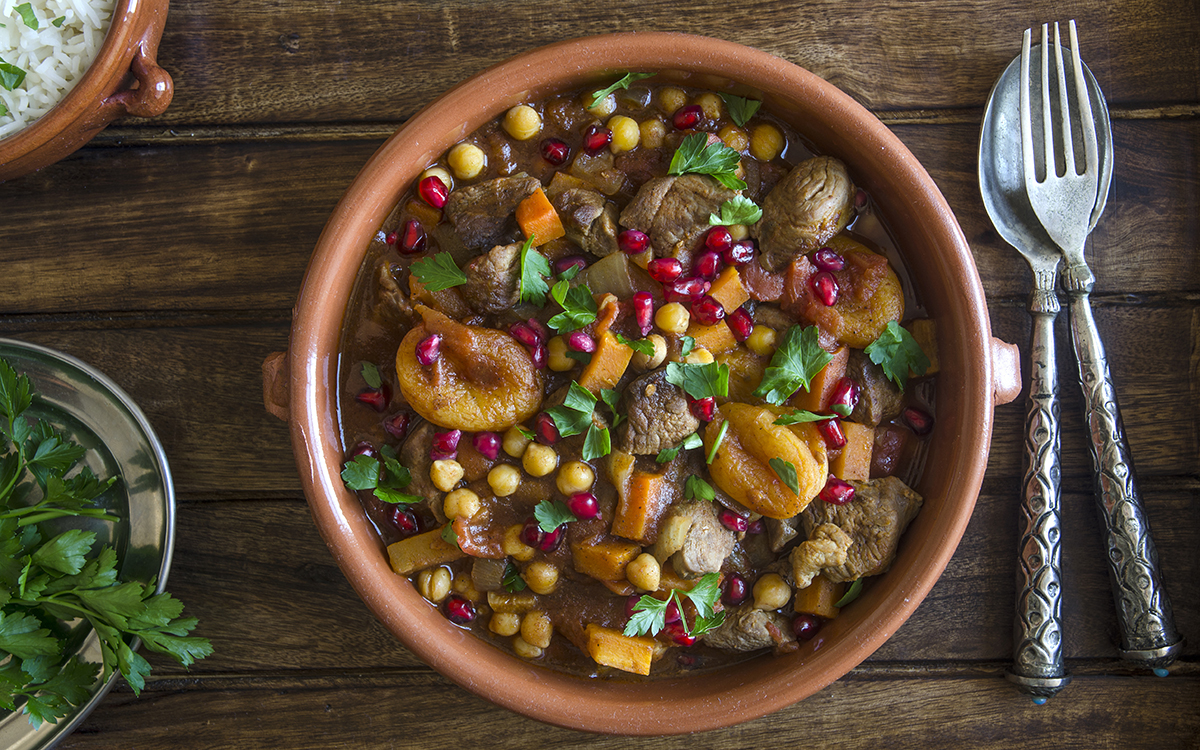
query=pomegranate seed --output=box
[525,318,549,343]
[625,594,642,620]
[618,229,650,255]
[567,492,599,520]
[819,475,856,505]
[398,220,426,255]
[583,124,612,152]
[666,621,696,646]
[355,385,390,412]
[472,431,501,461]
[724,574,749,606]
[382,412,410,441]
[418,175,448,208]
[416,334,441,366]
[854,188,869,211]
[672,104,703,130]
[704,226,733,255]
[724,240,755,266]
[691,295,726,326]
[666,276,710,303]
[695,250,722,281]
[444,595,476,624]
[389,507,419,536]
[540,137,571,166]
[690,397,716,422]
[829,378,861,415]
[816,418,847,449]
[632,291,654,336]
[554,256,588,276]
[348,441,379,461]
[509,321,541,348]
[811,271,839,306]
[520,518,544,548]
[647,257,683,283]
[747,518,765,534]
[718,507,748,532]
[535,412,560,444]
[793,614,821,641]
[529,343,548,369]
[431,429,462,460]
[539,525,565,552]
[725,307,753,342]
[903,406,935,436]
[566,330,596,353]
[664,599,682,624]
[812,247,845,272]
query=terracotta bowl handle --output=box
[103,45,173,118]
[262,351,290,421]
[991,337,1021,406]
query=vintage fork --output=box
[1022,21,1183,671]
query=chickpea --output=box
[523,561,559,595]
[639,118,667,149]
[586,92,616,118]
[547,335,574,372]
[488,463,521,497]
[655,302,691,335]
[753,572,792,611]
[416,566,452,603]
[631,334,667,371]
[502,524,536,562]
[512,635,544,660]
[503,104,543,141]
[452,573,481,602]
[447,142,486,180]
[420,166,454,192]
[749,123,785,162]
[521,610,554,649]
[718,123,749,152]
[728,223,750,241]
[502,425,532,458]
[608,115,640,153]
[430,459,464,492]
[625,553,661,592]
[658,86,687,115]
[746,325,778,356]
[695,92,723,120]
[556,461,595,496]
[489,612,521,637]
[442,488,481,519]
[683,347,715,365]
[523,443,558,477]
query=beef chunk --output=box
[619,174,736,265]
[702,604,794,652]
[740,158,787,204]
[376,261,412,325]
[753,156,856,272]
[460,242,521,315]
[617,369,700,455]
[800,476,923,582]
[669,500,736,578]
[399,421,442,523]
[552,187,620,257]
[766,515,801,554]
[443,174,540,250]
[846,349,904,427]
[789,523,852,588]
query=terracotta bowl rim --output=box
[288,31,996,734]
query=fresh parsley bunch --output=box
[0,357,212,728]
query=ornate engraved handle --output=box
[1006,277,1070,700]
[1065,269,1183,669]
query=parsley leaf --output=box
[768,457,799,495]
[564,350,592,366]
[546,382,597,438]
[708,196,762,227]
[360,361,382,389]
[340,447,420,504]
[622,573,725,638]
[656,433,703,463]
[0,60,27,93]
[340,454,379,490]
[502,560,527,593]
[410,252,467,291]
[684,475,715,501]
[533,499,577,532]
[863,321,930,390]
[582,423,611,461]
[51,15,65,27]
[518,235,552,306]
[834,578,864,607]
[613,332,656,356]
[14,3,38,29]
[680,335,696,357]
[440,523,459,548]
[721,94,762,127]
[665,361,729,400]
[588,72,655,108]
[668,132,746,191]
[773,410,836,425]
[705,421,728,465]
[753,325,833,405]
[599,388,623,429]
[830,402,852,418]
[547,279,598,333]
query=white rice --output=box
[0,0,114,139]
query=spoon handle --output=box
[1065,271,1183,668]
[1007,278,1070,700]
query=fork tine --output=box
[1051,23,1075,176]
[1068,20,1100,178]
[1039,24,1054,179]
[1019,28,1037,184]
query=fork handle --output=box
[1065,276,1183,668]
[1007,283,1069,700]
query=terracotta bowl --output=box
[0,0,173,182]
[266,32,1020,734]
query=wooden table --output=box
[2,1,1196,746]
